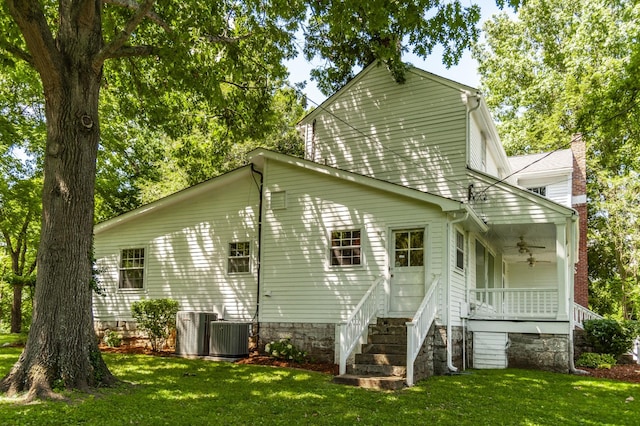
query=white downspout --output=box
[446,212,468,372]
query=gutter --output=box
[446,212,469,372]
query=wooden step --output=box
[333,374,405,391]
[376,317,411,326]
[368,333,407,344]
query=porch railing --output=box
[338,275,385,375]
[406,275,440,386]
[573,303,603,329]
[469,288,558,319]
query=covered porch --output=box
[468,221,576,322]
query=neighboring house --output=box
[93,62,595,386]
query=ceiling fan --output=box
[513,236,545,254]
[521,253,551,268]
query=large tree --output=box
[474,0,640,318]
[0,0,508,399]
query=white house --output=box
[93,62,594,387]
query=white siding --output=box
[473,332,508,369]
[507,263,556,288]
[93,171,260,322]
[448,225,467,327]
[517,175,572,207]
[259,159,448,323]
[305,65,469,201]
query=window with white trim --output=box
[527,186,547,196]
[228,242,251,274]
[119,248,145,289]
[455,231,465,270]
[331,230,361,266]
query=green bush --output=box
[575,352,617,369]
[131,298,179,351]
[102,329,122,347]
[264,339,307,363]
[583,319,637,357]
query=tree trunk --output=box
[1,0,114,399]
[10,283,22,334]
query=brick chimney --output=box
[571,135,588,307]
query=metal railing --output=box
[338,275,385,375]
[469,288,558,319]
[406,276,441,386]
[573,303,604,329]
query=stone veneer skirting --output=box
[507,333,569,372]
[258,322,336,363]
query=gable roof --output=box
[508,149,573,177]
[299,61,480,125]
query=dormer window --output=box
[527,186,547,196]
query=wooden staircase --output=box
[333,318,409,390]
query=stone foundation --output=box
[258,322,335,363]
[507,333,569,372]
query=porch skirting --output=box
[507,333,570,372]
[259,322,336,363]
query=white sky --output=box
[286,1,509,105]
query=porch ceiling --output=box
[486,223,557,264]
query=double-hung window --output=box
[455,231,465,270]
[119,248,145,289]
[228,242,251,274]
[331,230,361,266]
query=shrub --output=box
[583,319,637,357]
[264,339,307,363]
[102,329,122,347]
[131,298,179,351]
[575,352,617,369]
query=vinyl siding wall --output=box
[517,175,572,208]
[259,159,448,323]
[303,65,469,201]
[93,171,260,322]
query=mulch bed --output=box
[100,345,640,382]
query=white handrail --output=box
[338,275,385,375]
[573,303,603,329]
[406,276,440,386]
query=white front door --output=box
[389,228,426,316]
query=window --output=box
[119,248,145,289]
[455,231,465,270]
[394,229,424,267]
[331,230,361,266]
[228,242,251,274]
[527,186,547,196]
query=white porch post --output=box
[555,222,569,320]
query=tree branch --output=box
[93,0,156,70]
[102,0,172,33]
[0,40,35,67]
[5,0,63,88]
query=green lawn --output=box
[0,341,638,425]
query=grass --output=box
[0,335,638,425]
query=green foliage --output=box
[102,329,122,348]
[264,339,307,363]
[584,319,638,357]
[131,299,179,352]
[575,352,617,369]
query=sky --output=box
[285,1,510,106]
